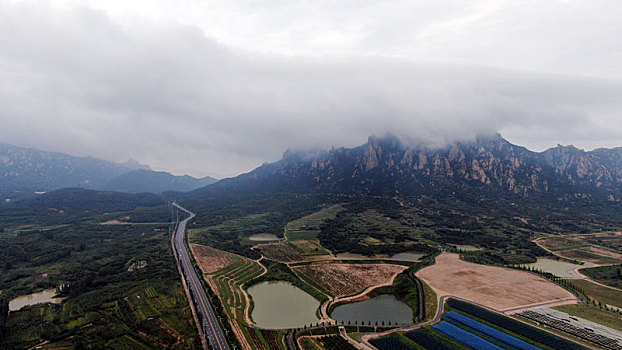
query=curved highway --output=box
[172,203,231,350]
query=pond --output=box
[523,258,588,278]
[331,294,412,325]
[247,281,319,329]
[452,244,482,251]
[248,233,281,242]
[9,289,64,311]
[391,252,426,261]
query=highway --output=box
[172,203,231,350]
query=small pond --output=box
[9,289,64,311]
[452,244,482,251]
[247,281,319,329]
[331,294,412,325]
[391,252,426,261]
[248,233,281,242]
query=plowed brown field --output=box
[416,253,576,311]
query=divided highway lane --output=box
[172,203,231,350]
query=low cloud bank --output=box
[1,2,621,177]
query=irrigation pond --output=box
[247,281,320,329]
[331,294,413,325]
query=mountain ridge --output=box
[188,133,622,203]
[0,144,217,195]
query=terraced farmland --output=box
[204,253,272,349]
[292,263,407,297]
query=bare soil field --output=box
[292,263,407,297]
[416,253,575,311]
[189,243,236,274]
[99,219,131,225]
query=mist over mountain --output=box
[188,134,622,204]
[0,144,216,195]
[0,144,148,192]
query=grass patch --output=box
[579,264,622,289]
[568,279,622,308]
[553,303,622,332]
[421,279,437,322]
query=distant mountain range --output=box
[104,169,217,193]
[0,144,217,195]
[188,133,622,203]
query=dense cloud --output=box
[0,1,621,177]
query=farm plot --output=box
[255,243,305,263]
[369,335,415,350]
[298,337,323,350]
[562,249,621,265]
[285,205,344,241]
[417,253,575,311]
[538,236,587,251]
[568,279,622,308]
[536,234,622,265]
[588,246,622,260]
[518,308,622,350]
[317,335,358,350]
[577,232,622,252]
[579,264,622,289]
[204,254,267,349]
[284,205,343,258]
[190,243,236,274]
[292,263,407,297]
[554,303,622,332]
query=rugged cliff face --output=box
[190,134,622,203]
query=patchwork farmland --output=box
[255,243,305,263]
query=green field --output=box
[568,279,622,308]
[579,264,622,288]
[284,205,344,257]
[285,205,344,240]
[553,303,622,331]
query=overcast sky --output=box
[1,0,621,178]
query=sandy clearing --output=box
[99,219,132,225]
[416,253,576,311]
